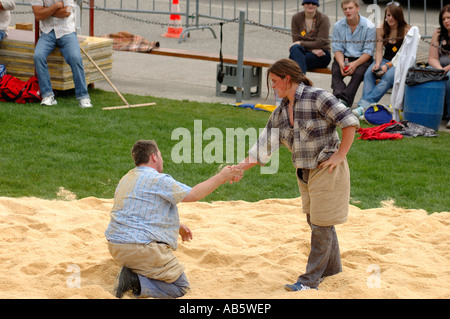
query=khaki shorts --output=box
[108,242,185,283]
[297,158,350,226]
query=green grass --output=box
[0,88,449,214]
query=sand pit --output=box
[0,194,449,299]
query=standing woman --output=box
[353,1,410,118]
[428,4,450,129]
[289,0,331,74]
[235,59,360,291]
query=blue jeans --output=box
[0,30,6,42]
[289,44,331,74]
[34,30,89,100]
[444,70,450,119]
[137,272,190,298]
[357,59,395,109]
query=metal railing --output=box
[13,0,444,40]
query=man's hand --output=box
[179,223,192,242]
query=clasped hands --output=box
[219,165,244,184]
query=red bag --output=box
[0,74,41,103]
[16,76,41,104]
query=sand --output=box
[0,192,449,299]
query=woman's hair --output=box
[383,2,409,44]
[438,4,450,46]
[266,59,313,99]
[131,139,158,166]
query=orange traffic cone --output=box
[163,0,183,38]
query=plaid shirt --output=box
[31,0,76,39]
[249,83,360,169]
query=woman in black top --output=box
[353,1,410,118]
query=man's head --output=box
[131,140,163,172]
[341,0,359,21]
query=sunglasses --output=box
[387,1,400,6]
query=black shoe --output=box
[114,266,141,298]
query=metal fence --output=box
[13,0,445,40]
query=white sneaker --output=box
[79,98,92,108]
[41,95,57,106]
[352,106,364,118]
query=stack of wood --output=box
[0,25,113,91]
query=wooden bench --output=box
[148,47,331,73]
[146,47,331,99]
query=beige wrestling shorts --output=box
[297,158,350,226]
[108,241,185,283]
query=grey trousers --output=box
[296,213,342,288]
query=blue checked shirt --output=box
[105,166,191,250]
[332,15,376,58]
[249,83,360,169]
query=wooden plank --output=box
[149,47,273,67]
[148,47,331,74]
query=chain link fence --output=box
[11,1,444,52]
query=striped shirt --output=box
[249,83,360,169]
[332,15,376,58]
[31,0,76,39]
[105,166,192,250]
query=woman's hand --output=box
[312,49,325,57]
[318,152,346,173]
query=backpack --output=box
[17,77,41,104]
[0,74,41,104]
[363,104,393,126]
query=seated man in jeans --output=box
[31,0,92,108]
[331,0,375,107]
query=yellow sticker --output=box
[392,46,397,52]
[301,30,306,36]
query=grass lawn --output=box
[0,88,449,214]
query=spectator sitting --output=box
[428,4,450,129]
[353,1,410,119]
[331,0,376,108]
[289,0,331,74]
[31,0,92,108]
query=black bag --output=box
[405,66,449,86]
